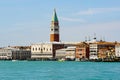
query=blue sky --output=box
[0,0,120,46]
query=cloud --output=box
[77,8,120,15]
[60,20,120,42]
[59,17,86,23]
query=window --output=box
[50,48,51,51]
[51,29,53,31]
[33,48,34,51]
[55,29,58,31]
[41,49,43,52]
[79,49,82,51]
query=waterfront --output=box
[0,61,120,80]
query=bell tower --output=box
[50,9,59,42]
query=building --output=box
[89,42,98,59]
[56,48,66,59]
[65,46,76,60]
[50,9,59,42]
[12,49,31,60]
[89,41,115,60]
[0,47,31,60]
[31,42,64,60]
[75,42,89,61]
[115,43,120,57]
[56,46,76,60]
[0,48,12,60]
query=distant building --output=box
[50,9,59,42]
[56,48,66,59]
[89,41,115,60]
[65,46,76,60]
[115,43,120,57]
[31,42,64,60]
[12,50,31,60]
[75,42,89,61]
[0,48,12,60]
[56,46,76,60]
[0,47,31,60]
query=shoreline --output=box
[0,59,120,62]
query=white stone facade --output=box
[56,49,66,59]
[65,47,76,59]
[31,42,64,59]
[31,43,53,59]
[56,46,76,60]
[115,44,120,57]
[0,49,12,59]
[89,44,98,59]
[0,47,31,60]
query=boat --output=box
[58,58,65,62]
[12,60,17,62]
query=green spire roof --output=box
[52,9,58,22]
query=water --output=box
[0,61,120,80]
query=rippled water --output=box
[0,61,120,80]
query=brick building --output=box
[75,42,89,61]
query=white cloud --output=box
[59,17,86,23]
[77,8,120,15]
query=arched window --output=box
[51,29,53,31]
[33,48,34,51]
[36,48,37,51]
[39,48,41,51]
[50,48,51,51]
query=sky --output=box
[0,0,120,47]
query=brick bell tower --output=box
[50,9,59,42]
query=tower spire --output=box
[52,8,58,22]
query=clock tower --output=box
[50,9,59,42]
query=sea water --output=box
[0,61,120,80]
